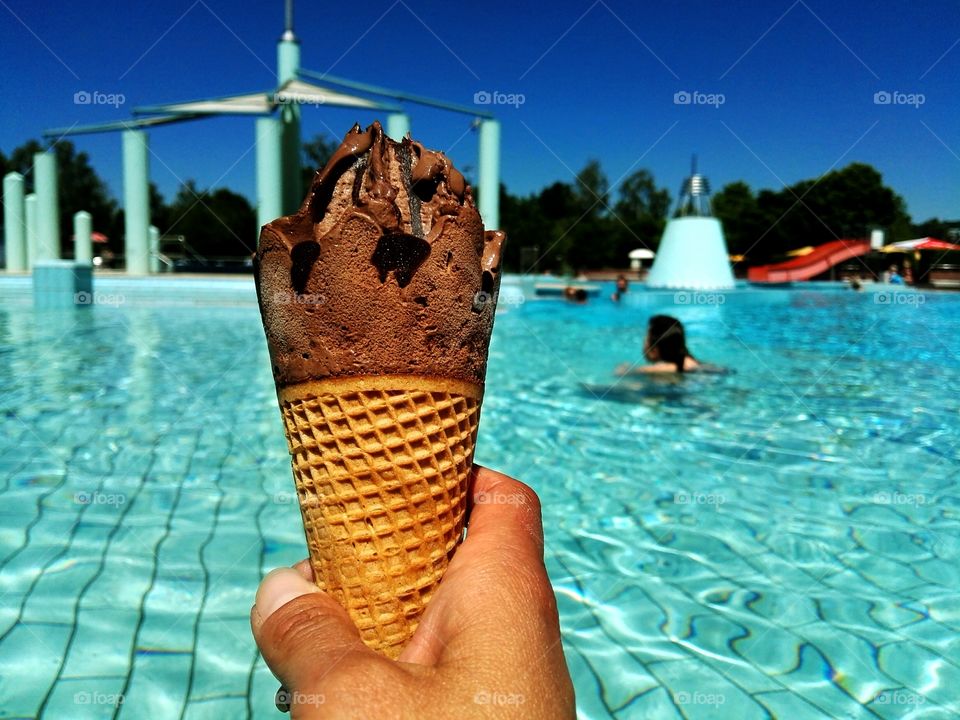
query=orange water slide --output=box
[747,239,872,283]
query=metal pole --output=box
[256,117,284,234]
[277,34,301,214]
[3,172,26,271]
[477,119,501,230]
[386,113,411,141]
[25,193,38,268]
[34,151,61,261]
[74,210,93,264]
[122,129,150,274]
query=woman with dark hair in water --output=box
[617,315,716,374]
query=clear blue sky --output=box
[2,0,957,222]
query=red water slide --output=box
[747,239,872,283]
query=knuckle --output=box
[266,597,346,654]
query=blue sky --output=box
[1,0,958,222]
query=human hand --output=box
[251,466,575,719]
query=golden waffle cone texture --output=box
[277,374,482,658]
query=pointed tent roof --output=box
[134,78,397,117]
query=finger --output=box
[292,557,314,581]
[251,567,377,693]
[464,465,545,559]
[402,466,556,666]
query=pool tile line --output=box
[610,512,901,716]
[110,470,188,720]
[34,457,153,717]
[0,463,70,579]
[177,477,226,719]
[0,457,113,650]
[552,544,780,718]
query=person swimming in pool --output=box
[616,315,721,375]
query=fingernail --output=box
[255,567,320,622]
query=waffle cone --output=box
[276,374,482,658]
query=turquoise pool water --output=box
[1,280,958,718]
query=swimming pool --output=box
[1,279,958,718]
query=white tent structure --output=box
[646,158,735,290]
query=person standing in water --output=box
[611,274,629,302]
[617,315,720,374]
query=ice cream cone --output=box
[256,121,504,657]
[277,375,481,657]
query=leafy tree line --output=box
[1,135,954,269]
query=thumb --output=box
[251,567,375,693]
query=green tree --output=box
[301,133,340,192]
[162,181,255,258]
[712,181,766,257]
[611,169,671,263]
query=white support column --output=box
[477,119,500,230]
[256,117,284,236]
[122,129,150,274]
[386,113,411,141]
[34,151,61,261]
[3,172,26,271]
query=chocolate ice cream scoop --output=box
[256,120,504,388]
